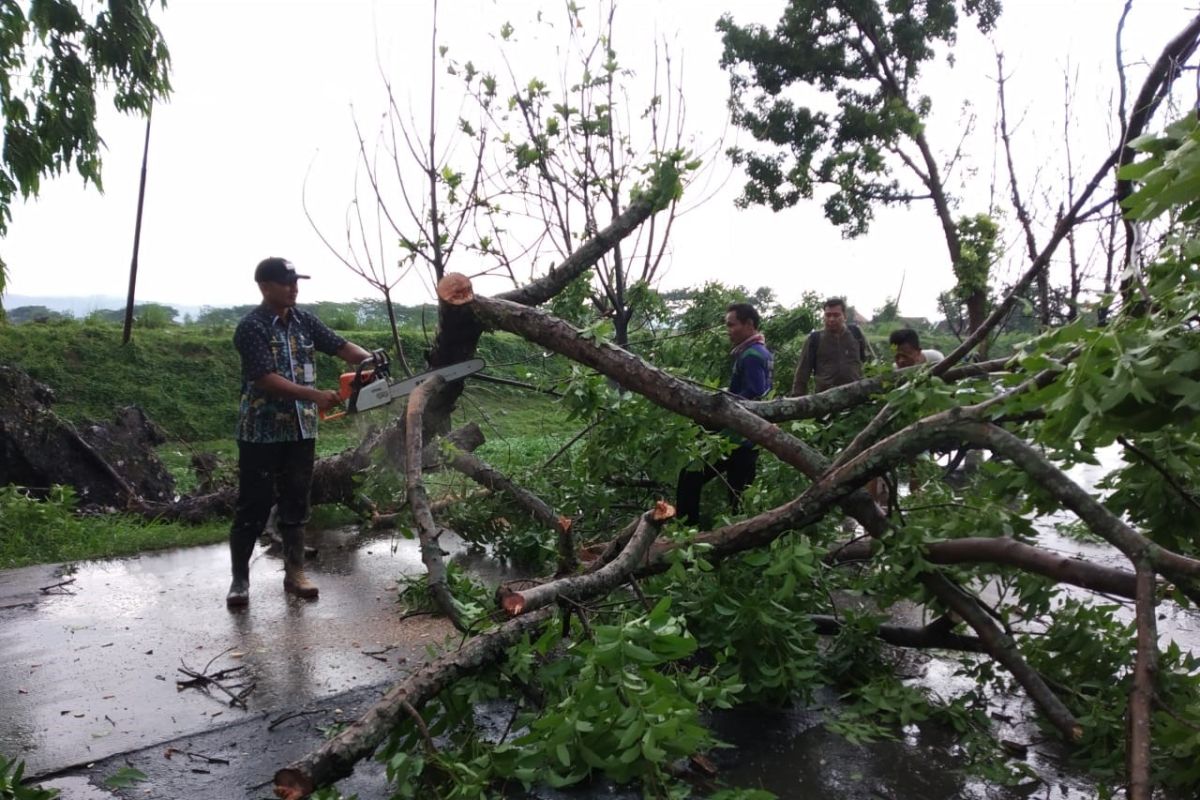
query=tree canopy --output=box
[716,0,999,229]
[717,0,1005,339]
[0,0,171,299]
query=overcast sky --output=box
[3,0,1195,320]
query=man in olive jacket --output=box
[791,297,872,396]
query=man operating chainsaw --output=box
[226,257,372,608]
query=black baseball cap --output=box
[254,257,310,284]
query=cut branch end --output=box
[437,272,475,305]
[499,586,527,616]
[272,768,313,800]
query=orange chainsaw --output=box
[321,350,485,421]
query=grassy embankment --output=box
[0,320,571,568]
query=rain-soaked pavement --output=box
[0,526,490,797]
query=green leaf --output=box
[622,642,658,662]
[103,767,147,788]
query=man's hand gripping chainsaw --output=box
[320,350,486,421]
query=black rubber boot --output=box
[226,533,255,608]
[281,526,318,600]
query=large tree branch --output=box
[953,423,1200,595]
[500,502,673,617]
[424,197,656,435]
[449,281,1084,740]
[455,287,834,478]
[747,357,1014,423]
[923,572,1083,741]
[273,607,555,799]
[445,447,577,575]
[405,375,465,631]
[821,413,1200,604]
[495,197,655,307]
[829,536,1142,600]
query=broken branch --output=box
[404,374,465,632]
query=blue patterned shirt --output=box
[233,305,346,443]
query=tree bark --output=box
[499,502,673,617]
[1127,560,1158,800]
[273,607,556,799]
[404,375,464,631]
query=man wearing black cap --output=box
[226,257,371,608]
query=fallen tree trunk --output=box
[828,536,1143,599]
[273,501,671,797]
[452,279,1085,742]
[273,606,556,799]
[138,422,485,524]
[405,375,465,631]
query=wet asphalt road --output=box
[0,526,483,795]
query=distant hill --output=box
[5,294,205,321]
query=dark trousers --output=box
[675,446,759,525]
[229,439,316,578]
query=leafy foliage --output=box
[374,600,744,798]
[1119,114,1200,224]
[0,0,171,298]
[717,0,999,230]
[0,755,57,800]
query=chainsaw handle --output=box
[321,351,389,422]
[319,350,395,422]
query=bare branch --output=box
[1127,560,1158,800]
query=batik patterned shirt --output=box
[233,305,346,443]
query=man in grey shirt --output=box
[791,297,872,395]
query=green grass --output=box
[452,385,574,469]
[0,485,229,569]
[0,318,570,441]
[0,320,575,567]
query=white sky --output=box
[3,0,1195,320]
